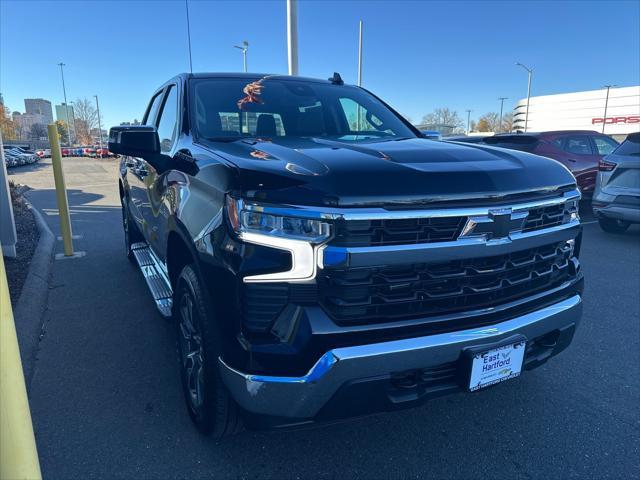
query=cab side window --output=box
[156,86,179,154]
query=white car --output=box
[592,132,640,233]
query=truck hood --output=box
[201,137,576,206]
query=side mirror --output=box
[109,125,159,157]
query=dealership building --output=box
[513,85,640,138]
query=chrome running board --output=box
[131,242,173,318]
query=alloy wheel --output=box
[178,290,205,412]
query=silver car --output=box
[593,132,640,233]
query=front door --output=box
[138,84,179,258]
[127,90,166,241]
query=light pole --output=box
[357,20,363,86]
[516,62,533,132]
[287,0,298,75]
[498,97,508,132]
[57,62,72,146]
[233,41,249,72]
[602,84,616,134]
[93,95,103,155]
[466,109,472,135]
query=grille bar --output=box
[319,242,575,325]
[329,192,579,248]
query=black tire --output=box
[174,264,242,438]
[598,217,630,234]
[122,198,143,263]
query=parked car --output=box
[592,132,640,233]
[420,130,442,140]
[111,72,583,437]
[445,134,492,144]
[4,152,19,167]
[483,131,619,197]
[4,147,37,164]
[95,147,113,157]
[83,146,97,157]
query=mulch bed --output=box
[5,182,39,307]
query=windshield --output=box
[190,77,416,143]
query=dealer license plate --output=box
[469,341,526,391]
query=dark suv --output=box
[110,73,584,437]
[482,131,619,197]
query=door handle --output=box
[125,158,136,168]
[566,157,577,163]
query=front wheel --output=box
[175,264,242,437]
[598,217,630,234]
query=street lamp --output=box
[57,62,72,146]
[466,109,472,135]
[516,62,533,132]
[233,41,249,73]
[357,20,363,87]
[498,97,508,133]
[602,85,617,134]
[287,0,298,75]
[93,95,103,155]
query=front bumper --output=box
[219,294,582,422]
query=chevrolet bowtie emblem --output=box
[459,208,528,242]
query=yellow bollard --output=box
[47,124,74,256]
[0,254,42,480]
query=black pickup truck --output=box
[110,73,583,437]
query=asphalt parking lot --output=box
[8,157,640,479]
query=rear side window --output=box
[592,136,619,155]
[564,136,593,155]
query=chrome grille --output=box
[319,241,575,325]
[329,192,579,247]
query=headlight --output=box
[226,197,330,283]
[227,197,331,243]
[565,199,580,222]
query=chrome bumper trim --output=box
[219,294,582,418]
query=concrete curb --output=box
[13,192,54,388]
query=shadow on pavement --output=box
[22,186,640,480]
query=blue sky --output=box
[1,0,639,129]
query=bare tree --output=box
[73,98,99,144]
[421,108,464,130]
[30,123,47,139]
[501,112,514,133]
[477,112,500,132]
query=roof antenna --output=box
[185,0,193,73]
[329,72,344,85]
